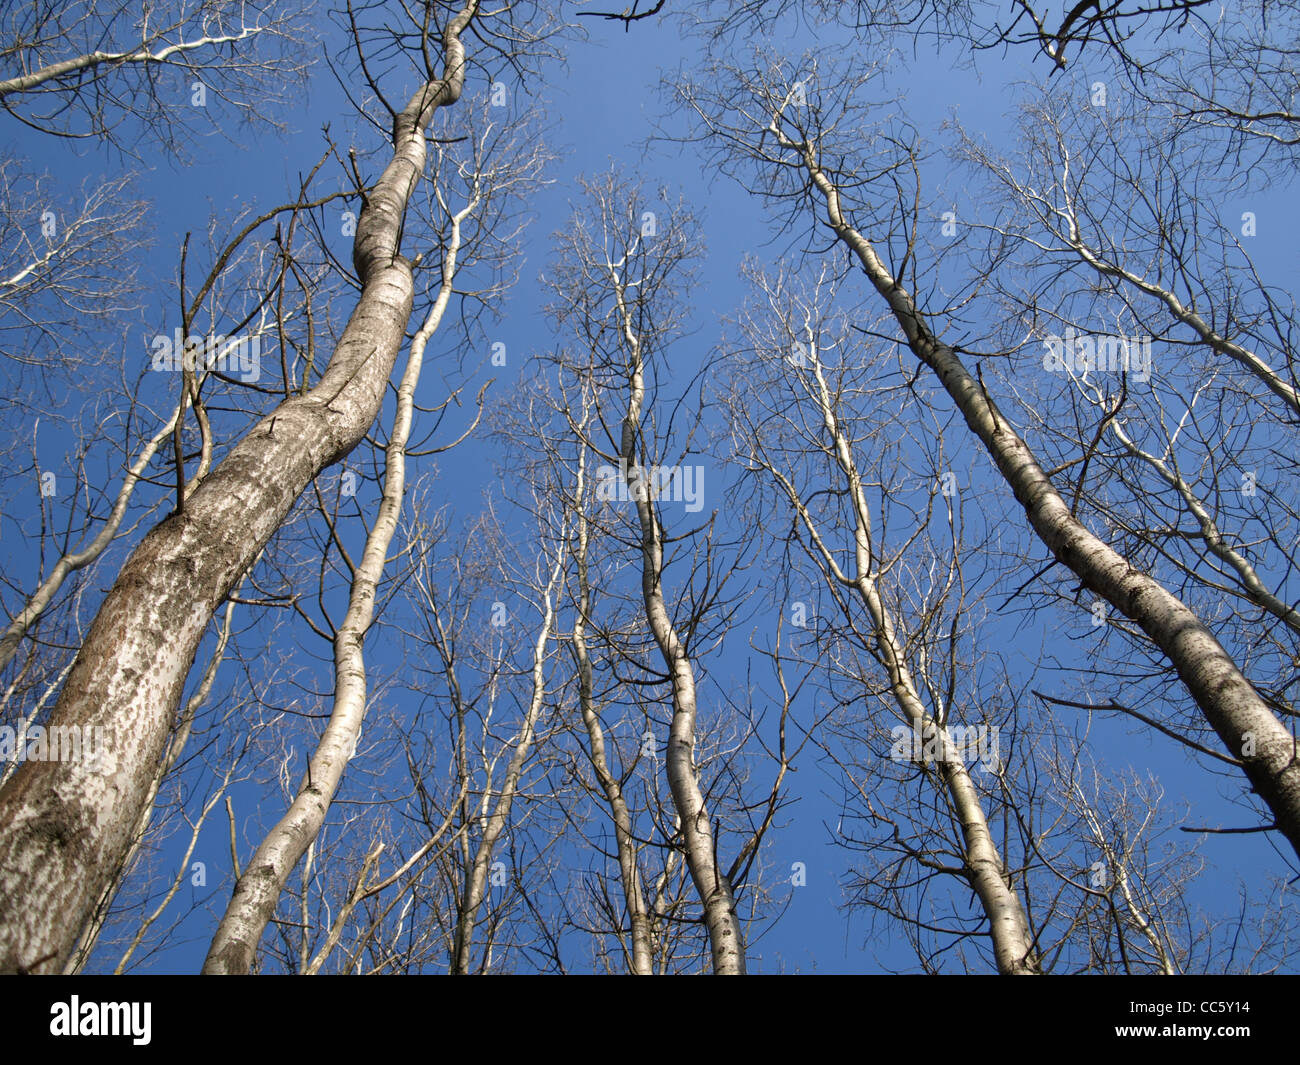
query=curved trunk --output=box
[612,279,746,975]
[0,0,479,976]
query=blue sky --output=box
[4,3,1297,973]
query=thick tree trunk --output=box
[0,0,479,975]
[202,189,469,975]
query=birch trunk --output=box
[571,443,655,974]
[0,0,479,975]
[611,273,747,975]
[781,133,1300,862]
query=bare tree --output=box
[0,0,314,155]
[200,87,542,972]
[0,0,561,975]
[4,0,1294,977]
[0,163,148,399]
[670,50,1300,866]
[491,362,751,973]
[541,171,754,972]
[721,260,1039,973]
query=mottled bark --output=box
[66,584,244,974]
[0,0,479,975]
[202,187,469,975]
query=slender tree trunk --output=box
[612,280,747,975]
[203,185,471,974]
[0,399,186,673]
[809,353,1039,974]
[449,546,564,975]
[0,0,479,975]
[757,339,1039,972]
[571,443,655,974]
[784,135,1300,862]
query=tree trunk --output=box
[572,444,655,974]
[613,280,747,975]
[790,140,1300,863]
[202,185,469,974]
[0,0,479,975]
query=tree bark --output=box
[611,270,747,975]
[202,185,470,974]
[783,134,1300,863]
[0,0,479,975]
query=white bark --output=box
[202,184,474,974]
[0,0,479,975]
[1053,188,1300,418]
[64,583,244,973]
[1073,373,1300,638]
[609,257,747,975]
[762,336,1039,974]
[775,128,1300,862]
[0,30,268,100]
[0,399,187,673]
